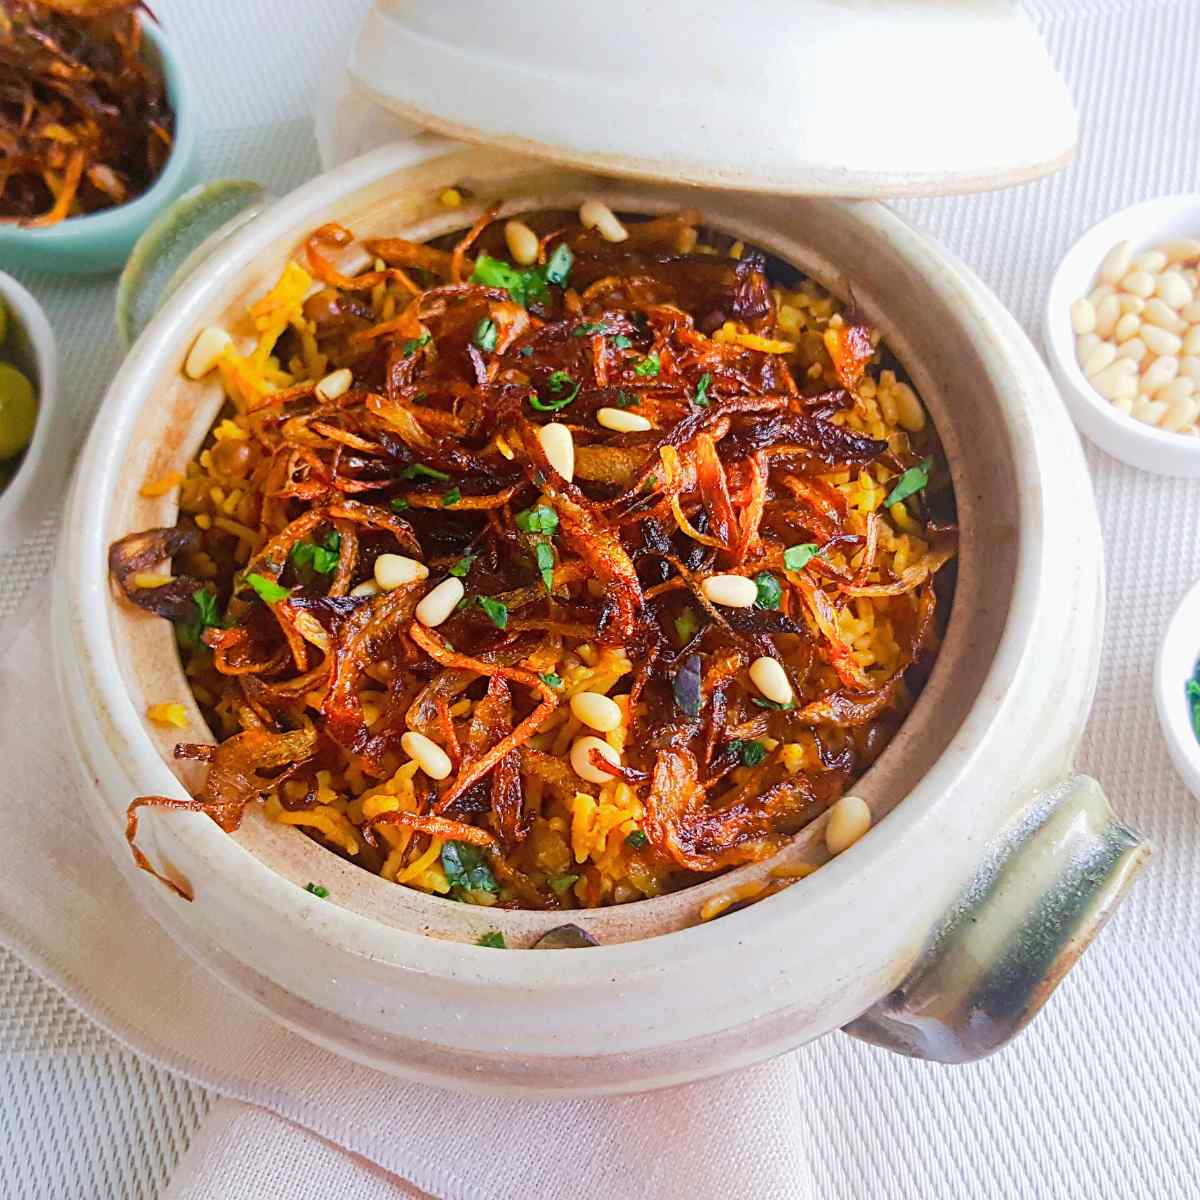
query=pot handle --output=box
[842,775,1149,1063]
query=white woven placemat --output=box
[4,1,1200,1196]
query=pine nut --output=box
[1076,333,1101,361]
[401,731,453,780]
[315,367,353,401]
[1090,362,1136,401]
[1112,395,1134,416]
[570,691,623,732]
[1114,313,1141,343]
[1120,270,1156,299]
[1143,298,1187,334]
[1115,337,1147,364]
[570,735,621,784]
[1164,392,1200,432]
[1119,294,1145,315]
[1141,324,1183,356]
[374,554,428,591]
[1098,240,1134,283]
[580,199,628,243]
[1093,294,1120,338]
[1182,300,1200,324]
[350,580,380,598]
[1183,326,1200,356]
[596,406,653,433]
[504,219,540,266]
[1111,370,1138,401]
[1082,342,1116,377]
[749,656,794,705]
[1160,238,1200,264]
[1159,375,1196,403]
[415,577,465,627]
[701,574,758,608]
[1088,283,1116,305]
[1070,298,1096,335]
[1157,271,1194,310]
[825,795,872,855]
[1179,355,1200,383]
[1142,355,1179,394]
[892,381,925,431]
[538,422,575,481]
[185,325,233,379]
[1132,397,1167,426]
[1136,250,1169,273]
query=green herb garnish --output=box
[728,739,767,767]
[625,829,649,848]
[535,541,555,591]
[544,242,574,285]
[528,371,580,412]
[885,457,932,507]
[634,352,660,377]
[399,462,450,483]
[400,332,431,355]
[441,841,499,895]
[674,606,700,644]
[752,697,796,712]
[473,317,498,352]
[692,371,712,407]
[548,874,579,896]
[783,543,820,572]
[540,672,562,689]
[442,487,462,507]
[478,596,509,629]
[519,345,534,357]
[177,588,223,653]
[246,573,290,604]
[448,555,476,578]
[304,882,329,899]
[477,931,506,948]
[572,322,607,337]
[291,531,341,575]
[470,253,553,307]
[515,505,559,535]
[614,390,636,407]
[390,497,410,512]
[194,588,221,629]
[754,571,782,610]
[613,334,633,350]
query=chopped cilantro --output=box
[535,541,555,591]
[470,253,550,307]
[529,371,580,412]
[442,487,462,507]
[614,390,636,407]
[572,322,607,337]
[399,462,450,483]
[543,242,574,285]
[390,497,410,512]
[752,696,796,712]
[400,332,431,355]
[193,588,221,629]
[634,351,661,377]
[548,873,579,895]
[515,505,559,535]
[613,334,633,350]
[539,672,562,689]
[783,543,820,572]
[477,930,506,948]
[674,606,700,644]
[519,345,534,357]
[178,588,223,652]
[885,457,932,507]
[441,841,499,895]
[473,317,498,352]
[246,573,290,604]
[478,595,509,629]
[291,531,341,575]
[728,739,767,767]
[304,882,329,899]
[754,571,782,610]
[692,371,712,407]
[625,829,649,848]
[448,554,476,578]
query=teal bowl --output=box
[0,21,198,276]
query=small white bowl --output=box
[1044,194,1200,477]
[1155,578,1200,797]
[0,273,64,559]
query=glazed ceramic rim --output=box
[0,272,60,557]
[0,21,196,252]
[65,142,1053,986]
[1044,193,1200,477]
[1154,577,1200,796]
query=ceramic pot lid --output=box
[347,0,1077,198]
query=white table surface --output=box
[4,1,1200,1196]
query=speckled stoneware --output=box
[0,22,198,276]
[54,142,1147,1095]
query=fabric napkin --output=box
[0,606,820,1198]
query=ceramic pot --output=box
[54,142,1147,1095]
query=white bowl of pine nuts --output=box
[1045,194,1200,476]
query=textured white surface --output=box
[2,0,1200,1197]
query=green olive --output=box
[0,363,38,461]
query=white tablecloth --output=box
[4,1,1200,1196]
